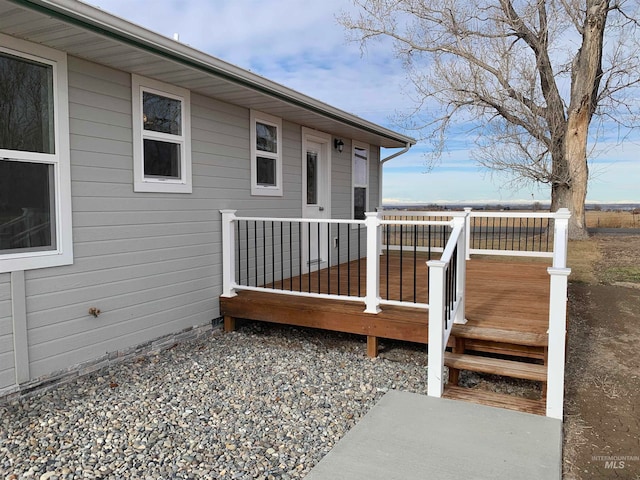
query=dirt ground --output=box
[563,233,640,479]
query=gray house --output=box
[0,0,414,397]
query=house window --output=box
[352,143,369,220]
[251,110,283,196]
[0,34,73,273]
[132,75,192,193]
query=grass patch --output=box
[586,210,640,228]
[600,266,640,284]
[567,238,601,284]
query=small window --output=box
[132,75,191,193]
[251,110,283,196]
[352,143,369,220]
[0,34,73,274]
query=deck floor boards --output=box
[220,256,551,351]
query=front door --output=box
[302,129,331,273]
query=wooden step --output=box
[451,325,548,347]
[444,352,547,382]
[443,385,546,416]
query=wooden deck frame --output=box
[220,257,551,359]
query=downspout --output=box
[378,142,412,210]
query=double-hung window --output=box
[132,75,192,193]
[0,34,73,273]
[250,110,283,196]
[352,143,369,220]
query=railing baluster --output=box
[288,222,292,291]
[357,224,361,297]
[347,225,351,295]
[399,224,403,302]
[245,220,249,285]
[337,224,341,295]
[307,222,311,293]
[236,220,241,285]
[326,223,331,294]
[263,221,266,287]
[386,221,390,300]
[299,222,302,291]
[413,225,417,303]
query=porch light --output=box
[334,138,344,153]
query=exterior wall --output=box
[0,273,14,390]
[3,52,379,389]
[20,55,308,381]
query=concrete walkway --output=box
[306,390,562,480]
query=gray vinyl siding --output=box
[0,273,14,390]
[6,49,376,383]
[22,55,299,379]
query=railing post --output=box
[427,260,447,397]
[546,266,571,419]
[376,206,384,256]
[453,217,467,325]
[552,208,571,268]
[364,211,381,313]
[220,209,237,298]
[463,207,472,260]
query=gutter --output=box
[378,142,412,210]
[9,0,416,148]
[380,142,412,164]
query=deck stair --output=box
[444,352,547,382]
[443,385,546,416]
[442,328,548,415]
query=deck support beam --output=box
[367,336,379,358]
[223,315,236,332]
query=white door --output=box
[302,129,331,273]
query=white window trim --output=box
[0,33,73,274]
[352,141,370,222]
[132,74,192,193]
[250,110,283,196]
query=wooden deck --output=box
[220,255,551,358]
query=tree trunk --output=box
[551,106,590,240]
[553,0,609,240]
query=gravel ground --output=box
[1,323,429,480]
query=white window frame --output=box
[250,110,283,196]
[132,74,192,193]
[352,141,370,221]
[0,33,73,274]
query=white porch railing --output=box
[220,210,458,313]
[221,208,571,419]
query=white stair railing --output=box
[427,216,466,397]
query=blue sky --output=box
[89,0,640,205]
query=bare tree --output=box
[340,0,640,238]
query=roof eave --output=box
[9,0,416,149]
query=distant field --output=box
[382,208,640,229]
[585,210,640,228]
